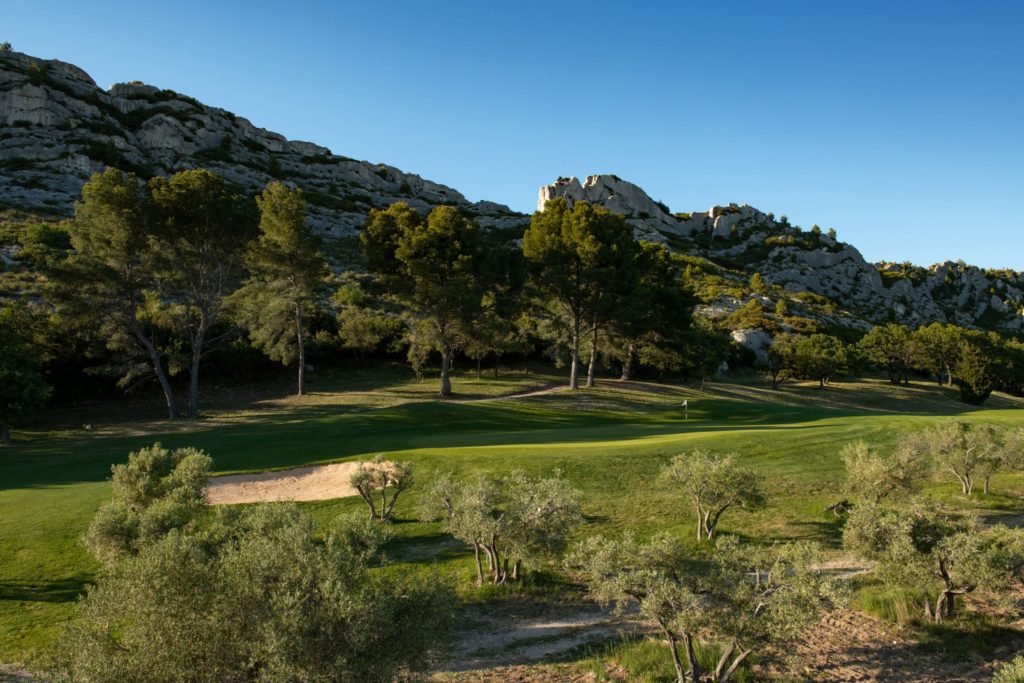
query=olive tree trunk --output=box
[473,543,484,585]
[663,629,687,683]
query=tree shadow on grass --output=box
[913,618,1023,661]
[790,516,847,547]
[2,395,838,492]
[0,576,90,603]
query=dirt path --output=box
[204,462,359,504]
[435,602,645,675]
[455,384,566,403]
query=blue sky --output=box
[7,1,1023,268]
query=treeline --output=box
[1,170,713,434]
[3,167,1024,440]
[764,321,1024,404]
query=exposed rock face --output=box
[538,175,768,244]
[0,50,522,234]
[2,47,1021,335]
[539,174,1024,332]
[731,329,773,364]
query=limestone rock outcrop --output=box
[538,174,1024,332]
[2,46,1021,335]
[537,175,770,244]
[0,50,520,234]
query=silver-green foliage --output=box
[840,439,929,504]
[349,454,413,521]
[994,656,1024,683]
[568,533,843,683]
[843,501,1024,622]
[659,449,766,541]
[423,469,581,585]
[83,442,211,563]
[55,505,453,682]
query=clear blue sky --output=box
[7,1,1023,268]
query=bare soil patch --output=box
[777,609,1023,682]
[434,602,645,676]
[205,462,359,504]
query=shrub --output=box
[83,443,211,563]
[54,505,453,682]
[26,61,49,86]
[994,656,1024,683]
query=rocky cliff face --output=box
[0,50,522,234]
[1,48,1020,334]
[538,175,1024,332]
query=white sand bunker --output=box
[205,462,359,505]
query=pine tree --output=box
[230,182,326,396]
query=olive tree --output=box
[83,443,211,564]
[568,533,842,683]
[423,469,581,585]
[900,421,999,496]
[840,440,929,504]
[350,455,413,522]
[54,505,453,682]
[660,450,765,541]
[844,501,1024,622]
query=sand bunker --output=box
[205,462,359,505]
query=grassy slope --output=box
[2,367,1023,664]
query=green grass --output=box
[575,634,756,682]
[2,367,1024,665]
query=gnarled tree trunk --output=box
[663,629,687,683]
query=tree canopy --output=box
[229,181,326,395]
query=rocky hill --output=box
[0,49,521,234]
[540,175,1024,333]
[1,49,1021,335]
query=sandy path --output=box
[435,603,646,674]
[455,384,566,403]
[205,462,359,504]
